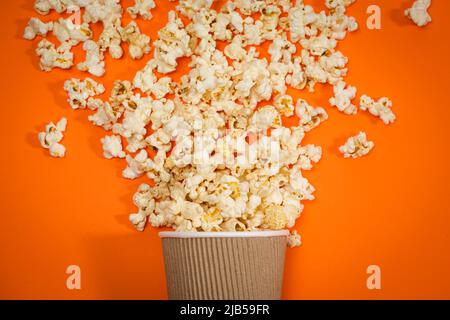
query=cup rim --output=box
[159,230,289,238]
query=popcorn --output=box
[101,135,126,159]
[35,39,74,71]
[301,35,337,57]
[405,0,432,27]
[23,18,53,40]
[295,99,328,132]
[123,149,151,179]
[120,21,151,60]
[64,78,105,110]
[325,0,356,9]
[38,117,67,158]
[288,3,318,43]
[34,0,67,15]
[29,0,395,245]
[273,94,295,117]
[329,81,357,115]
[77,40,105,77]
[98,18,124,59]
[262,204,287,230]
[52,18,93,47]
[360,95,396,125]
[249,106,281,131]
[177,0,213,18]
[339,132,375,159]
[112,95,153,152]
[152,11,192,73]
[287,230,301,248]
[127,0,156,20]
[28,0,152,72]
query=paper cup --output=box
[160,230,289,300]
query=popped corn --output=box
[360,95,395,125]
[127,0,156,20]
[287,230,302,248]
[405,0,432,27]
[26,0,153,75]
[38,117,67,158]
[35,39,74,71]
[52,17,93,47]
[64,77,105,110]
[339,132,375,159]
[120,21,151,60]
[28,0,399,246]
[329,81,357,115]
[23,17,53,40]
[152,11,192,73]
[77,40,105,77]
[295,99,328,132]
[101,135,126,159]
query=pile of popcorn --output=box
[27,0,430,247]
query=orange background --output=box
[1,0,450,300]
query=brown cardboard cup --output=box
[160,230,289,300]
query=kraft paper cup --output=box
[160,230,289,300]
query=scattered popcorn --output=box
[339,132,375,159]
[329,81,357,115]
[26,0,152,74]
[360,95,396,125]
[405,0,432,27]
[28,0,397,244]
[38,117,67,158]
[128,0,156,20]
[288,230,302,248]
[23,17,53,40]
[101,135,126,159]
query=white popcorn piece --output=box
[35,39,74,71]
[23,18,53,40]
[298,145,322,170]
[329,81,357,115]
[101,135,126,159]
[273,94,295,117]
[64,78,105,110]
[360,95,395,125]
[295,99,328,132]
[120,21,151,60]
[77,40,106,77]
[34,0,67,15]
[339,132,375,159]
[325,0,356,9]
[123,149,151,179]
[287,230,302,248]
[177,0,213,18]
[405,0,432,27]
[52,17,93,47]
[153,11,192,73]
[38,117,67,158]
[98,18,124,59]
[127,0,156,20]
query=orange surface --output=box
[1,0,450,300]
